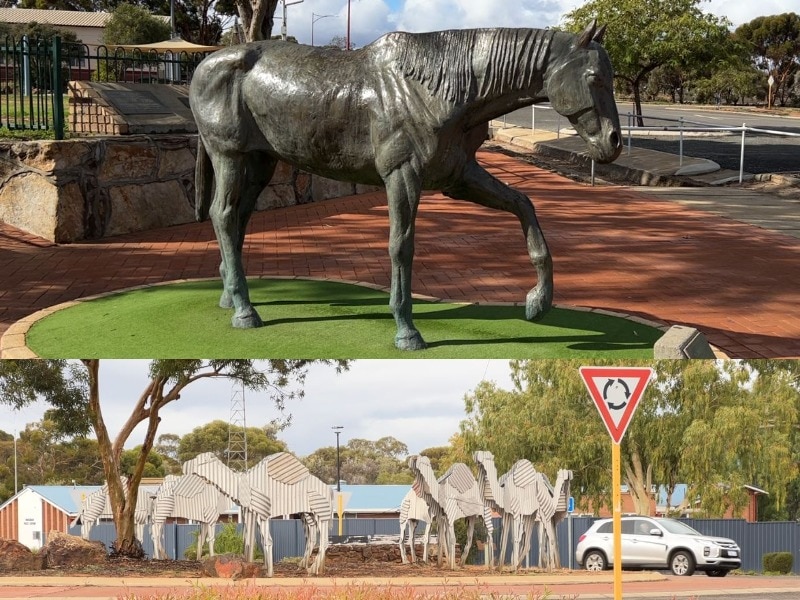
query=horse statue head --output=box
[545,20,622,163]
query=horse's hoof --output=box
[219,292,234,309]
[525,288,552,321]
[232,310,263,328]
[395,331,427,351]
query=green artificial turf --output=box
[26,278,662,358]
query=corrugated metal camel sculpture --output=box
[398,485,433,564]
[184,451,333,576]
[473,450,540,571]
[408,454,494,569]
[72,477,153,543]
[150,473,230,560]
[534,468,573,570]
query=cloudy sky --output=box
[278,0,794,48]
[3,360,516,458]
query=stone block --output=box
[654,325,716,359]
[99,142,158,182]
[0,172,59,240]
[107,181,194,237]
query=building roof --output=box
[0,8,169,29]
[337,484,411,513]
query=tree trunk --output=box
[632,80,644,127]
[624,448,653,515]
[236,0,278,42]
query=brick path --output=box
[1,149,798,358]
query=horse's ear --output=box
[593,24,607,44]
[577,19,597,48]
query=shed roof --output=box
[337,484,410,513]
[0,8,169,29]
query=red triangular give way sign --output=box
[579,366,654,444]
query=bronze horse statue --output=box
[191,22,622,350]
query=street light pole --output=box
[13,430,18,494]
[346,0,351,50]
[311,13,336,47]
[332,425,343,490]
[281,0,305,41]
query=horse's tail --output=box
[195,134,213,222]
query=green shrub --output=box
[183,522,263,561]
[763,551,793,574]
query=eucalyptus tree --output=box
[460,360,798,518]
[562,0,732,124]
[176,419,287,465]
[735,13,800,106]
[0,359,345,558]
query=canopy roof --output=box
[108,37,222,53]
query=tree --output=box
[563,0,732,123]
[460,360,799,518]
[0,359,345,558]
[213,0,279,42]
[735,13,800,107]
[102,3,172,45]
[303,436,412,485]
[176,419,286,465]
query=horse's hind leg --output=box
[209,152,264,328]
[384,162,426,350]
[444,161,553,320]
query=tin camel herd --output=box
[74,451,571,575]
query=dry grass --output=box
[120,582,568,600]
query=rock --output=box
[0,539,46,572]
[201,554,263,579]
[42,531,108,568]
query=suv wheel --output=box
[584,550,608,571]
[670,550,696,576]
[705,569,729,577]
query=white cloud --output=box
[1,360,514,458]
[285,0,796,47]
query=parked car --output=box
[575,516,741,576]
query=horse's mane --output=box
[394,28,553,103]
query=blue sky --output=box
[281,0,797,48]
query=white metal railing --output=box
[624,112,800,184]
[499,106,800,186]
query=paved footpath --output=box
[1,573,800,600]
[1,149,798,358]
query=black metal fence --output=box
[63,516,800,573]
[0,35,209,139]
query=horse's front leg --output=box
[209,154,263,328]
[384,162,426,350]
[444,161,553,321]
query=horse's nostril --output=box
[610,131,621,148]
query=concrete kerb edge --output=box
[0,277,681,358]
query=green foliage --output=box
[562,0,733,115]
[693,65,763,105]
[763,551,794,574]
[304,436,410,485]
[102,3,171,45]
[735,13,800,106]
[460,360,800,518]
[184,522,263,560]
[177,420,287,465]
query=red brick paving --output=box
[1,149,798,358]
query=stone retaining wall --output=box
[0,136,380,243]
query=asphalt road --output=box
[502,103,800,175]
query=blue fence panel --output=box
[68,516,800,573]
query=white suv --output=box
[575,516,741,576]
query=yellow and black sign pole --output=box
[579,366,653,600]
[612,440,622,600]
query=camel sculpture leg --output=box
[460,516,476,567]
[399,518,416,564]
[196,523,209,560]
[421,520,432,563]
[444,160,553,320]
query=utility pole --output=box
[281,0,305,41]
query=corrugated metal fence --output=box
[67,517,800,572]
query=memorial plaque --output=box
[104,90,171,115]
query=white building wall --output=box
[16,488,44,550]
